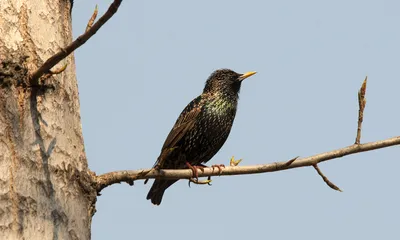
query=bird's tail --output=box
[146,179,178,205]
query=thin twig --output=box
[95,136,400,193]
[355,77,368,144]
[86,5,99,32]
[283,156,299,167]
[29,0,123,84]
[313,164,342,192]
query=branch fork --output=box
[29,0,123,85]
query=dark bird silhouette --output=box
[147,69,256,205]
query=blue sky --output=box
[72,1,400,239]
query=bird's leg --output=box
[186,162,212,186]
[185,162,205,180]
[198,164,212,182]
[211,164,225,175]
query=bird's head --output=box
[203,69,256,97]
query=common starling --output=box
[147,69,256,205]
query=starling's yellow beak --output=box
[238,71,257,81]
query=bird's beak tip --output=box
[239,71,257,81]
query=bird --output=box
[147,68,256,205]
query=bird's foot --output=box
[185,162,205,180]
[230,156,242,166]
[186,162,213,187]
[211,164,225,175]
[188,177,212,187]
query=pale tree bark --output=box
[0,1,96,239]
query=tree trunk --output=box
[0,1,96,239]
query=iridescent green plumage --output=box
[147,69,256,205]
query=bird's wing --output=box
[161,96,203,150]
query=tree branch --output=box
[86,5,99,32]
[310,75,367,192]
[95,135,400,193]
[313,164,342,192]
[29,0,122,84]
[95,77,398,194]
[355,76,367,144]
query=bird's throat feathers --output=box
[203,93,238,114]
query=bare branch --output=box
[313,164,342,192]
[29,0,122,84]
[355,76,368,144]
[86,5,99,32]
[95,136,400,193]
[283,156,299,167]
